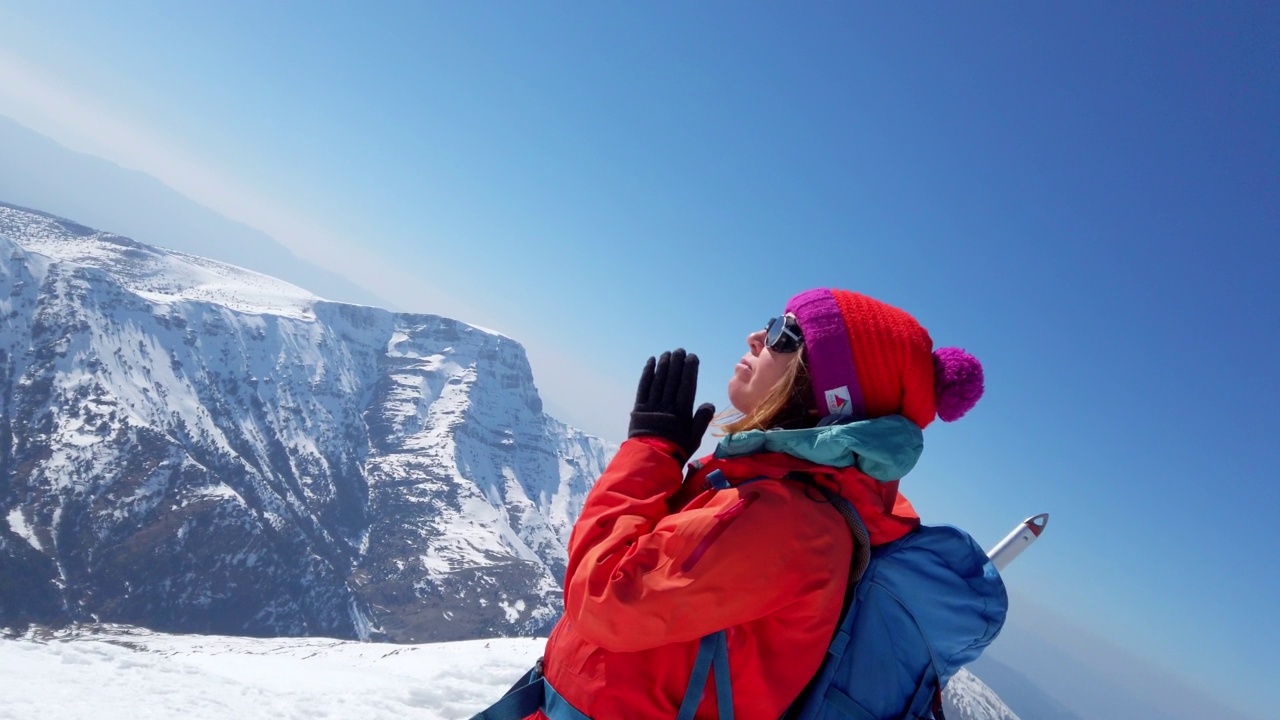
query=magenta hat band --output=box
[784,288,867,419]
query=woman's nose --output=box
[747,329,765,354]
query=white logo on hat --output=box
[825,386,853,415]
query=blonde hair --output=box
[717,354,814,435]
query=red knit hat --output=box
[785,288,984,428]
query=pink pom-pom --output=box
[933,347,984,422]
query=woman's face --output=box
[728,324,799,414]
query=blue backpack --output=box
[473,484,1008,720]
[675,484,1008,720]
[791,508,1007,718]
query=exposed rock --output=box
[0,202,615,641]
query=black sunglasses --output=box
[764,314,804,353]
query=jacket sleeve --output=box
[563,439,850,653]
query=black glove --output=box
[628,348,716,461]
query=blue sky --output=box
[1,2,1276,718]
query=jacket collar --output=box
[712,414,923,482]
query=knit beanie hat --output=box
[784,288,984,428]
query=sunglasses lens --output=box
[765,316,782,346]
[763,315,801,352]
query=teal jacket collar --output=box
[713,415,923,482]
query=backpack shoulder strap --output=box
[676,631,734,720]
[469,661,545,720]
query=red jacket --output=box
[534,437,920,720]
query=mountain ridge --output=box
[0,202,614,641]
[0,114,388,309]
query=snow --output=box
[0,205,319,320]
[498,599,527,623]
[947,667,1023,720]
[5,508,42,552]
[467,323,509,339]
[0,626,1022,720]
[0,626,542,720]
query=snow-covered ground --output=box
[0,625,542,720]
[0,625,1021,720]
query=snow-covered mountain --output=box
[0,202,615,642]
[0,624,1021,720]
[943,668,1022,720]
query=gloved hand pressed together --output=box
[627,348,716,462]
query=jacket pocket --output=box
[548,620,605,682]
[680,491,760,573]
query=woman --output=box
[532,288,984,720]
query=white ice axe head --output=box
[986,513,1048,572]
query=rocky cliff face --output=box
[0,202,615,641]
